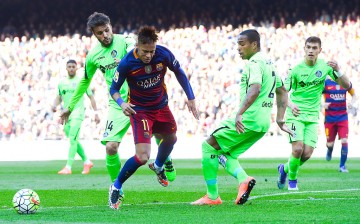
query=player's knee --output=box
[135,153,149,165]
[340,138,348,144]
[106,142,119,155]
[162,135,177,145]
[292,148,303,157]
[326,142,334,147]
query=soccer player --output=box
[322,78,356,172]
[191,29,292,206]
[52,59,100,174]
[277,36,352,190]
[59,13,176,183]
[108,26,199,209]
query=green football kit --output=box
[202,52,284,200]
[67,34,135,181]
[58,75,93,167]
[285,59,337,147]
[283,58,338,181]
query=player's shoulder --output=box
[156,45,171,54]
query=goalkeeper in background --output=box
[52,59,100,175]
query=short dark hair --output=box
[87,12,110,31]
[305,36,321,47]
[239,29,261,49]
[66,59,77,65]
[137,26,158,45]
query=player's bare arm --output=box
[88,95,100,124]
[275,85,294,137]
[111,92,136,116]
[235,83,261,133]
[186,99,199,120]
[52,95,62,112]
[287,99,300,117]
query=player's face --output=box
[237,35,256,60]
[137,42,156,64]
[304,42,321,63]
[92,24,113,47]
[66,63,77,77]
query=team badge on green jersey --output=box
[315,70,322,78]
[111,50,118,58]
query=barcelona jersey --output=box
[111,45,194,111]
[323,79,348,123]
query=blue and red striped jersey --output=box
[110,45,195,111]
[323,79,348,122]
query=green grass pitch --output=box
[0,158,359,223]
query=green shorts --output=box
[212,118,266,158]
[64,118,83,141]
[101,106,131,145]
[286,118,318,148]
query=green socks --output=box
[106,153,121,182]
[223,155,248,184]
[201,141,220,200]
[285,155,301,180]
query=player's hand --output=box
[276,120,294,137]
[51,106,57,113]
[186,99,199,120]
[323,102,331,110]
[327,60,339,72]
[121,102,136,116]
[289,104,300,117]
[94,114,101,124]
[59,109,71,124]
[114,58,120,65]
[235,114,245,134]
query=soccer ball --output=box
[12,189,40,214]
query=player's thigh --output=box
[67,119,83,141]
[101,106,131,145]
[286,119,305,143]
[130,111,155,144]
[337,120,349,139]
[212,118,266,158]
[324,122,337,142]
[152,106,177,135]
[303,122,318,148]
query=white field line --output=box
[2,188,359,210]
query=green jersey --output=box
[68,34,136,111]
[58,75,93,120]
[240,52,283,132]
[285,59,338,122]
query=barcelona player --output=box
[108,26,199,209]
[323,78,356,172]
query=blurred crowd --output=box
[1,17,360,141]
[1,0,359,40]
[1,0,360,141]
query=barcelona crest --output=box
[156,63,163,71]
